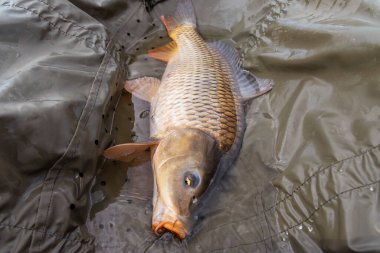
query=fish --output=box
[104,0,273,239]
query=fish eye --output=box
[184,172,199,188]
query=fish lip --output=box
[152,220,189,239]
[152,204,191,239]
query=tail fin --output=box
[161,0,196,36]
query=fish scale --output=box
[151,27,240,152]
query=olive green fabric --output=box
[0,0,124,252]
[0,0,379,252]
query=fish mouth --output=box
[152,219,189,239]
[151,199,191,239]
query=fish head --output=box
[151,128,221,239]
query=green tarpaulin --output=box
[0,0,379,252]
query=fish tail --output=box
[160,0,196,37]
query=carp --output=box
[104,0,272,239]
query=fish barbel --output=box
[104,0,273,239]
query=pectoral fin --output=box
[124,77,160,102]
[104,141,159,163]
[148,41,177,62]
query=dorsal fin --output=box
[208,41,273,101]
[124,77,160,102]
[148,41,177,62]
[208,41,241,69]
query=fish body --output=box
[104,0,273,239]
[151,26,241,152]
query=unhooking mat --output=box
[0,0,379,252]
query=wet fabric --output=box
[0,0,379,252]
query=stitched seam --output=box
[35,0,108,42]
[204,144,380,233]
[41,50,111,234]
[207,180,380,252]
[106,2,143,51]
[4,2,104,50]
[21,28,115,249]
[82,55,113,127]
[261,190,274,252]
[0,222,91,244]
[274,144,380,206]
[19,0,109,241]
[257,191,268,253]
[4,0,120,248]
[39,51,115,250]
[39,142,81,250]
[3,0,113,248]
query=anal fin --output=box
[208,41,241,69]
[148,41,177,62]
[124,77,160,102]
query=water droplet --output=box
[281,237,287,242]
[285,231,289,236]
[298,224,303,230]
[307,226,313,232]
[338,168,344,173]
[369,186,375,192]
